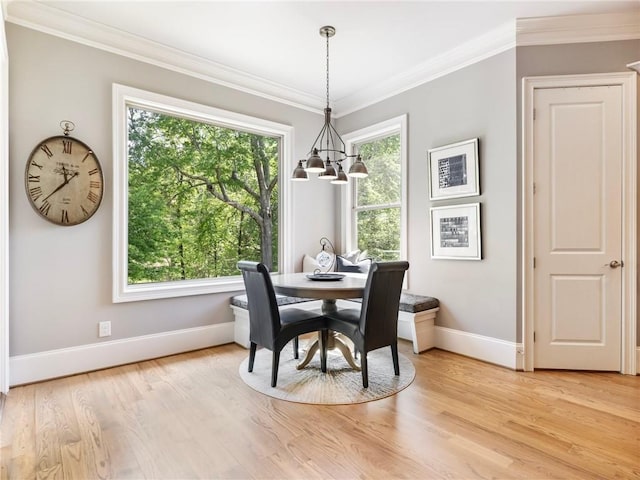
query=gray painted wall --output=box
[7,24,333,356]
[516,39,640,345]
[337,40,639,346]
[337,50,518,342]
[7,23,638,358]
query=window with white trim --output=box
[341,115,407,262]
[113,85,293,302]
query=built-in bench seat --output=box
[229,293,316,310]
[230,292,439,354]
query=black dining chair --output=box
[237,261,328,387]
[325,261,409,388]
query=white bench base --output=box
[230,300,321,349]
[397,307,439,353]
[231,299,438,354]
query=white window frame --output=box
[112,84,294,302]
[340,114,408,265]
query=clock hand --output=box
[41,171,79,203]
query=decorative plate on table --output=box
[306,273,345,281]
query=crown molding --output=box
[516,12,640,46]
[337,11,640,116]
[4,1,638,118]
[334,21,516,117]
[3,0,325,115]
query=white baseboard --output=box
[9,322,234,386]
[434,326,521,370]
[637,347,640,375]
[10,318,633,385]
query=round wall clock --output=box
[25,132,104,226]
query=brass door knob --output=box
[608,260,623,268]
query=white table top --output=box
[270,272,367,300]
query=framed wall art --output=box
[428,138,479,200]
[430,203,481,260]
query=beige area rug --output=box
[239,347,415,405]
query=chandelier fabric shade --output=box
[291,26,368,185]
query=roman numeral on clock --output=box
[87,191,99,204]
[62,139,72,154]
[29,186,43,201]
[60,209,69,224]
[39,200,51,216]
[40,144,53,158]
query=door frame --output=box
[522,72,637,374]
[0,8,9,393]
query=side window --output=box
[113,85,292,302]
[354,133,402,260]
[342,115,407,262]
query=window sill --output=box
[113,276,245,303]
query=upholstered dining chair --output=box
[237,261,327,387]
[325,261,409,388]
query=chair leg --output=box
[319,329,328,373]
[361,353,368,388]
[271,350,281,388]
[248,342,257,372]
[391,342,400,376]
[293,336,299,359]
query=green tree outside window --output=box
[354,134,401,261]
[127,107,279,284]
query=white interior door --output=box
[533,85,623,371]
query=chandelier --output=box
[291,26,368,185]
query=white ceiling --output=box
[5,1,640,113]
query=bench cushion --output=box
[230,294,315,310]
[399,292,439,312]
[349,292,439,313]
[231,292,438,313]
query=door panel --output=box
[551,102,605,251]
[551,275,603,342]
[534,85,622,371]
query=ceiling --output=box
[5,1,640,114]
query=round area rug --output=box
[239,348,415,405]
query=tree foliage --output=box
[127,107,278,284]
[355,134,402,260]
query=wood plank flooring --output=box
[1,342,639,479]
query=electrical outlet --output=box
[98,321,111,337]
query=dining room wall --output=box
[7,23,331,358]
[338,38,639,348]
[336,49,519,343]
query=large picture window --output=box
[341,115,407,263]
[113,85,293,302]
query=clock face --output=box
[25,135,104,226]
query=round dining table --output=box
[270,272,367,370]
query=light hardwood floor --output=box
[1,341,639,479]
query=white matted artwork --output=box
[430,203,481,260]
[428,138,479,200]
